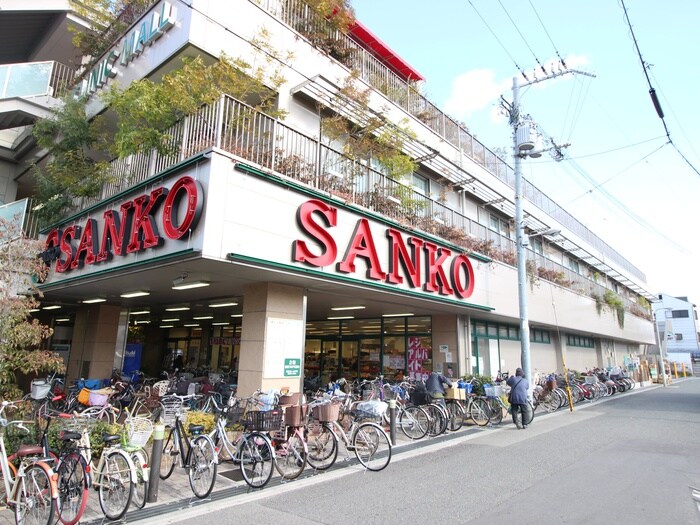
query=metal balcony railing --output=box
[0,198,40,240]
[257,0,645,283]
[77,93,648,319]
[0,61,74,100]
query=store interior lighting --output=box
[330,305,366,311]
[209,301,238,308]
[120,290,150,298]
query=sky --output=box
[351,0,700,309]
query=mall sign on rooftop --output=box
[77,1,175,98]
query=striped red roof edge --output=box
[348,19,425,82]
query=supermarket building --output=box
[0,0,655,395]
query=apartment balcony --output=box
[0,198,40,240]
[0,60,75,130]
[66,93,649,320]
[258,0,646,285]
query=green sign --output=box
[284,358,301,377]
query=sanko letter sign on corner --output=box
[291,199,476,300]
[40,175,203,277]
[77,1,176,98]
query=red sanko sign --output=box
[292,199,475,299]
[41,175,203,274]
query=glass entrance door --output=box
[321,340,340,384]
[340,339,359,380]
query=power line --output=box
[467,0,530,81]
[619,0,700,178]
[527,0,567,68]
[497,0,547,75]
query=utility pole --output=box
[508,67,594,399]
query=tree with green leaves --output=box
[0,218,64,401]
[31,96,110,227]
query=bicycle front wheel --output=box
[399,406,429,440]
[188,436,217,498]
[445,400,465,431]
[274,433,307,480]
[55,452,89,525]
[97,451,133,521]
[352,423,391,472]
[468,398,490,427]
[424,404,448,436]
[159,429,177,480]
[130,450,149,509]
[239,432,274,488]
[486,398,503,425]
[306,422,338,471]
[15,463,55,525]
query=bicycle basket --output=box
[244,409,283,431]
[278,392,302,406]
[224,406,244,427]
[484,385,504,398]
[160,395,186,426]
[88,389,110,406]
[283,405,308,427]
[126,417,154,449]
[311,402,340,422]
[31,380,51,400]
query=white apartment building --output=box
[0,0,657,395]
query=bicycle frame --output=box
[0,415,59,512]
[166,413,202,469]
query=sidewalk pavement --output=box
[1,381,671,525]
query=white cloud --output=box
[443,69,510,119]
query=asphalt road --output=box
[150,378,700,525]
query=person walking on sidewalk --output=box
[507,368,530,429]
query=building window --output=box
[412,173,429,195]
[530,329,551,344]
[489,213,511,239]
[671,310,690,318]
[566,334,594,348]
[565,256,580,274]
[675,333,683,340]
[530,236,543,255]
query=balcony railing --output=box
[0,198,40,240]
[0,61,74,100]
[257,0,645,283]
[79,93,648,319]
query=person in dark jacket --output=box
[506,368,530,429]
[425,371,452,408]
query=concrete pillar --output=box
[68,304,123,381]
[432,314,458,377]
[237,282,305,397]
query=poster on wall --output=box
[407,336,430,381]
[264,317,304,379]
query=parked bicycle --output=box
[158,394,218,498]
[305,396,392,471]
[208,395,275,489]
[0,400,59,525]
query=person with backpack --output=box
[425,370,452,408]
[507,368,530,429]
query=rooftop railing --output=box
[80,93,648,319]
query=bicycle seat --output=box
[188,424,204,435]
[17,444,44,457]
[102,434,121,444]
[60,431,81,441]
